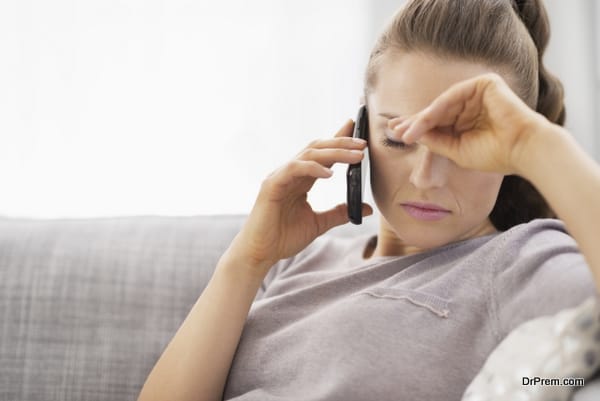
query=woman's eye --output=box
[381,136,407,149]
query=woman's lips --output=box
[401,202,451,221]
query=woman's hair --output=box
[364,0,565,231]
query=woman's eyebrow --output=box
[378,112,401,119]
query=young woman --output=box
[138,1,600,400]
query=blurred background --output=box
[0,0,597,219]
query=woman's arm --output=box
[137,120,372,401]
[137,250,265,401]
[515,122,600,290]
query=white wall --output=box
[0,0,372,218]
[0,0,595,219]
[544,0,597,159]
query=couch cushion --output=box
[0,215,244,400]
[0,214,377,400]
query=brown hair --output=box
[364,0,565,231]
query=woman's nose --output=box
[409,147,450,189]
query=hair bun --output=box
[513,0,526,15]
[512,0,549,54]
[512,0,566,125]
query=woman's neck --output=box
[363,217,499,260]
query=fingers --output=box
[314,202,374,235]
[388,73,500,144]
[267,160,334,188]
[287,160,334,179]
[297,147,365,169]
[307,136,367,150]
[401,87,474,143]
[289,133,368,178]
[297,132,367,168]
[263,119,368,201]
[335,118,355,138]
[261,159,335,202]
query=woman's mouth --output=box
[401,202,451,221]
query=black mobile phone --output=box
[346,104,369,225]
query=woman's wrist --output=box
[511,117,568,181]
[218,241,276,284]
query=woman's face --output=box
[367,51,505,255]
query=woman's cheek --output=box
[369,146,406,203]
[368,145,384,193]
[464,172,504,213]
[368,145,386,207]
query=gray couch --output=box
[0,215,376,400]
[0,215,598,401]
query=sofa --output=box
[0,214,598,400]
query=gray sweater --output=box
[223,219,598,400]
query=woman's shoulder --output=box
[506,216,570,234]
[292,230,375,268]
[255,231,373,300]
[488,217,593,304]
[492,217,578,257]
[465,218,582,285]
[500,217,569,237]
[489,218,597,338]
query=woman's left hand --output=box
[387,73,551,175]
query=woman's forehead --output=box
[369,52,494,115]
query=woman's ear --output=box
[359,95,366,105]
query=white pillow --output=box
[462,296,600,401]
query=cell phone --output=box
[346,104,370,225]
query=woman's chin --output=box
[391,224,458,251]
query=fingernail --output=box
[352,138,367,144]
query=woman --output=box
[138,0,600,400]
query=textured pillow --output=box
[462,296,600,401]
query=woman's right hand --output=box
[226,119,374,277]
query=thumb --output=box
[315,202,374,235]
